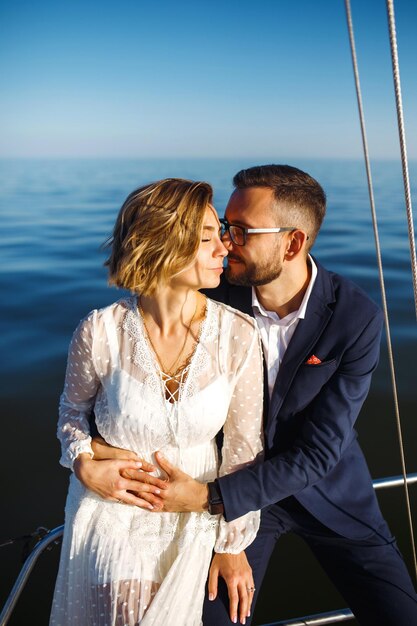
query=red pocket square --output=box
[305,354,322,365]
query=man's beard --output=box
[225,256,282,287]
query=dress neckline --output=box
[132,296,212,404]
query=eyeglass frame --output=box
[219,217,300,246]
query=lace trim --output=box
[122,299,163,402]
[121,297,218,404]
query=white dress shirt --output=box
[252,256,317,398]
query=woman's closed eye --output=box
[201,223,222,243]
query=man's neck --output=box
[255,259,311,319]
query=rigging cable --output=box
[344,0,417,581]
[386,0,417,319]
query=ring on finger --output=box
[247,586,255,593]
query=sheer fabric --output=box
[50,297,263,626]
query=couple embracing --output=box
[50,165,417,626]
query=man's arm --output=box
[217,309,383,520]
[151,309,383,519]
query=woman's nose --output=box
[218,240,228,257]
[214,236,228,257]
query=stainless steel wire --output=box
[386,0,417,319]
[344,0,417,581]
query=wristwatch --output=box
[207,480,224,515]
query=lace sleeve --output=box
[215,313,264,554]
[57,312,100,469]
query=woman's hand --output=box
[73,453,167,509]
[208,552,255,624]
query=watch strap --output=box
[207,480,224,515]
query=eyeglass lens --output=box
[229,225,245,245]
[220,220,245,245]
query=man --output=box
[80,165,417,625]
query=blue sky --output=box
[1,0,416,158]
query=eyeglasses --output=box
[219,218,296,247]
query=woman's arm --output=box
[58,312,99,468]
[58,313,166,506]
[209,314,264,624]
[214,316,264,554]
[75,437,167,507]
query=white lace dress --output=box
[50,296,264,626]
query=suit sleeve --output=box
[217,308,383,522]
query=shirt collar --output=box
[252,255,317,323]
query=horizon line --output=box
[1,155,415,162]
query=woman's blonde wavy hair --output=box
[104,178,213,295]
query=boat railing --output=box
[1,472,416,626]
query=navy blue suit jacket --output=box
[204,259,385,540]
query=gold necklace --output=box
[138,298,199,377]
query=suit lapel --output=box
[267,263,336,438]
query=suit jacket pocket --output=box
[302,358,337,368]
[280,358,338,416]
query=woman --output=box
[50,178,263,626]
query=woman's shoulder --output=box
[98,295,136,315]
[77,295,135,328]
[207,297,258,334]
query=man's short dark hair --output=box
[233,164,326,250]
